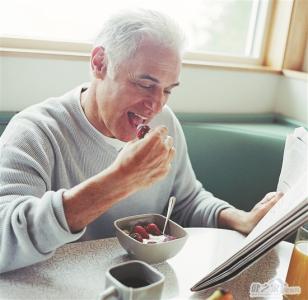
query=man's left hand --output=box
[218,192,284,235]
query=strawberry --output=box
[136,124,150,139]
[129,232,143,243]
[133,225,149,239]
[145,223,161,235]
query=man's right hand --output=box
[63,125,175,232]
[111,125,175,192]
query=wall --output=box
[169,65,278,114]
[274,76,308,124]
[0,53,307,125]
[0,56,4,109]
[1,54,89,110]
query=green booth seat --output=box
[177,113,302,212]
[0,111,17,136]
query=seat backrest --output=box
[0,112,17,136]
[181,122,291,211]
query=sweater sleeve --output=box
[0,120,85,274]
[169,112,234,228]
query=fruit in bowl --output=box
[126,221,177,244]
[114,214,188,264]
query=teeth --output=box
[135,113,147,121]
[128,111,147,121]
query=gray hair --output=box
[94,9,186,78]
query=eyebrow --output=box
[138,74,180,88]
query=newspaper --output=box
[277,127,307,193]
[191,127,308,292]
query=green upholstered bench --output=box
[0,111,17,136]
[177,113,302,211]
[0,111,303,213]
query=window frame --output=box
[0,0,306,77]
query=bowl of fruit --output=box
[114,214,188,264]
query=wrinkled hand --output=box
[111,125,175,192]
[243,191,284,233]
[219,191,284,235]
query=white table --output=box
[0,228,293,300]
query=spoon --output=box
[162,196,176,235]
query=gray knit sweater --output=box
[0,84,232,273]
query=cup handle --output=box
[97,286,118,300]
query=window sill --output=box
[282,69,308,81]
[0,36,91,60]
[182,59,282,74]
[1,36,282,75]
[1,49,283,75]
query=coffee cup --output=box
[98,260,165,300]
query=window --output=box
[1,0,272,64]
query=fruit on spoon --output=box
[136,124,150,139]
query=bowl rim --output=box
[114,213,188,246]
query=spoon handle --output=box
[163,196,176,235]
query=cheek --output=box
[98,83,143,125]
[120,87,144,110]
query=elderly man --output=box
[0,10,282,273]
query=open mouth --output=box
[127,111,148,128]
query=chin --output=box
[116,131,135,142]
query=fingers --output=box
[247,191,284,232]
[264,192,277,201]
[167,146,176,163]
[266,191,283,204]
[254,191,284,217]
[260,192,276,204]
[145,126,169,147]
[266,191,284,207]
[120,126,175,186]
[140,126,174,159]
[164,135,173,148]
[143,126,175,178]
[114,125,176,191]
[149,151,175,181]
[260,191,283,204]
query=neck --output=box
[80,80,112,137]
[80,81,95,112]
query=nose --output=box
[143,89,165,114]
[143,100,163,114]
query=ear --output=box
[91,46,107,79]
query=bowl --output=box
[114,214,188,264]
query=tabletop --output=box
[0,228,293,300]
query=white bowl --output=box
[114,214,188,264]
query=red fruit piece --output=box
[133,225,149,239]
[145,223,161,236]
[136,124,150,139]
[129,232,143,243]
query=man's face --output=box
[94,41,181,141]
